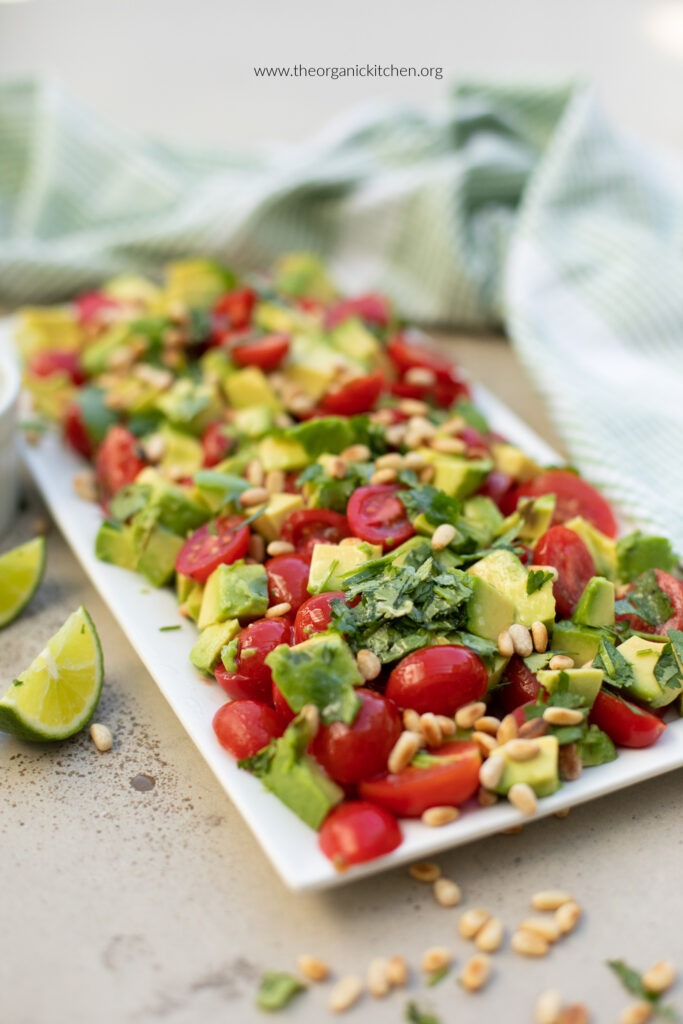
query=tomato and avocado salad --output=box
[18,253,683,868]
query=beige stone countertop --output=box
[1,334,681,1024]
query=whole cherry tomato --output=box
[95,425,146,501]
[500,469,618,538]
[214,617,293,703]
[294,591,346,643]
[232,333,290,372]
[588,689,666,748]
[320,371,384,416]
[311,690,402,785]
[318,800,402,868]
[498,656,541,714]
[385,645,489,717]
[213,700,284,760]
[265,553,311,612]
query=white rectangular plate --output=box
[9,322,683,891]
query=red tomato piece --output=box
[359,741,481,817]
[265,553,311,612]
[272,681,296,725]
[478,469,515,509]
[617,570,683,634]
[95,425,146,500]
[324,293,391,329]
[589,689,666,749]
[28,349,85,386]
[387,334,462,383]
[500,469,618,538]
[320,371,384,416]
[232,333,290,372]
[176,515,250,583]
[311,690,402,785]
[281,509,351,558]
[214,617,293,703]
[63,401,94,459]
[385,645,489,717]
[212,700,284,760]
[294,591,346,644]
[201,421,234,467]
[74,291,121,325]
[390,376,470,409]
[318,800,402,868]
[533,525,596,620]
[498,656,541,715]
[346,485,415,550]
[213,288,256,331]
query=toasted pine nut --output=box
[388,731,422,774]
[375,452,404,470]
[474,715,501,736]
[459,908,491,940]
[440,415,466,435]
[265,468,285,493]
[297,954,330,982]
[548,654,575,671]
[74,471,98,502]
[531,890,574,912]
[325,456,348,480]
[455,701,487,730]
[431,523,457,551]
[433,877,462,907]
[420,947,452,973]
[519,717,549,739]
[245,459,265,486]
[402,708,422,732]
[555,900,582,935]
[267,540,295,556]
[370,467,398,485]
[422,805,459,828]
[366,957,390,998]
[89,723,113,752]
[642,960,676,994]
[479,755,505,791]
[508,783,538,816]
[341,444,371,463]
[478,786,499,807]
[386,955,408,988]
[558,1006,590,1024]
[248,533,265,561]
[385,424,407,447]
[496,713,519,745]
[328,975,362,1012]
[511,929,549,958]
[142,434,166,463]
[409,861,441,883]
[240,486,269,507]
[619,1002,654,1024]
[356,648,382,682]
[433,716,454,738]
[398,399,430,417]
[471,731,498,757]
[404,451,428,470]
[405,366,437,387]
[265,602,291,618]
[419,465,435,483]
[531,621,549,653]
[535,989,563,1024]
[543,707,585,726]
[460,953,492,992]
[371,408,396,426]
[519,917,561,944]
[554,807,571,819]
[509,623,534,657]
[497,629,515,658]
[475,917,504,953]
[431,436,466,455]
[504,738,541,762]
[420,713,443,747]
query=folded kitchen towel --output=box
[1,78,682,548]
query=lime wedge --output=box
[0,606,103,742]
[0,536,47,628]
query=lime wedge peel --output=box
[0,606,104,742]
[0,536,47,629]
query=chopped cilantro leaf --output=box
[454,398,490,434]
[615,570,674,628]
[654,643,682,691]
[577,725,616,767]
[426,964,450,986]
[527,569,554,595]
[255,971,305,1011]
[406,1002,443,1024]
[399,485,464,529]
[593,639,636,691]
[159,625,181,632]
[607,959,681,1020]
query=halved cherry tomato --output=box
[324,293,391,329]
[478,469,515,509]
[265,553,311,612]
[617,569,683,634]
[214,617,293,703]
[176,515,250,583]
[387,334,463,384]
[232,333,290,372]
[294,591,346,643]
[390,375,469,409]
[63,401,94,459]
[212,288,256,332]
[318,800,402,868]
[498,656,541,714]
[533,525,596,620]
[201,421,234,467]
[74,291,121,325]
[385,645,489,717]
[28,349,85,385]
[281,509,350,558]
[589,689,666,748]
[359,741,481,817]
[320,371,384,416]
[311,690,402,785]
[272,681,296,725]
[95,425,146,501]
[346,484,415,550]
[212,700,284,760]
[500,469,618,538]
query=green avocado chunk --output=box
[266,634,362,725]
[416,449,492,500]
[307,540,382,594]
[466,574,515,642]
[95,521,137,571]
[550,621,602,665]
[189,619,240,674]
[573,577,615,628]
[616,635,681,708]
[564,516,617,581]
[493,735,560,797]
[537,667,604,708]
[616,530,678,584]
[468,549,555,627]
[198,560,269,629]
[134,468,210,535]
[131,507,185,587]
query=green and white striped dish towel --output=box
[1,78,681,548]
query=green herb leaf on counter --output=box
[255,971,306,1011]
[426,965,450,987]
[527,569,554,595]
[158,625,181,632]
[593,638,636,690]
[615,570,674,628]
[607,960,681,1022]
[406,1002,443,1024]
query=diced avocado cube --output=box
[155,379,222,435]
[103,273,160,307]
[189,619,240,674]
[258,436,310,473]
[134,522,184,588]
[176,572,196,604]
[95,521,138,571]
[493,735,560,798]
[564,516,617,581]
[253,301,306,335]
[616,531,678,584]
[177,573,204,622]
[487,654,510,690]
[283,362,337,401]
[516,495,556,542]
[252,493,305,542]
[198,561,269,629]
[416,449,492,500]
[15,307,80,358]
[224,367,280,412]
[265,634,362,724]
[462,496,504,547]
[287,417,358,458]
[274,252,337,302]
[616,635,679,708]
[537,667,604,708]
[330,319,379,364]
[164,258,235,307]
[573,577,615,628]
[490,442,541,483]
[233,405,274,438]
[550,621,602,665]
[466,575,515,641]
[308,540,382,594]
[156,425,204,477]
[390,536,434,569]
[135,468,210,535]
[468,549,555,627]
